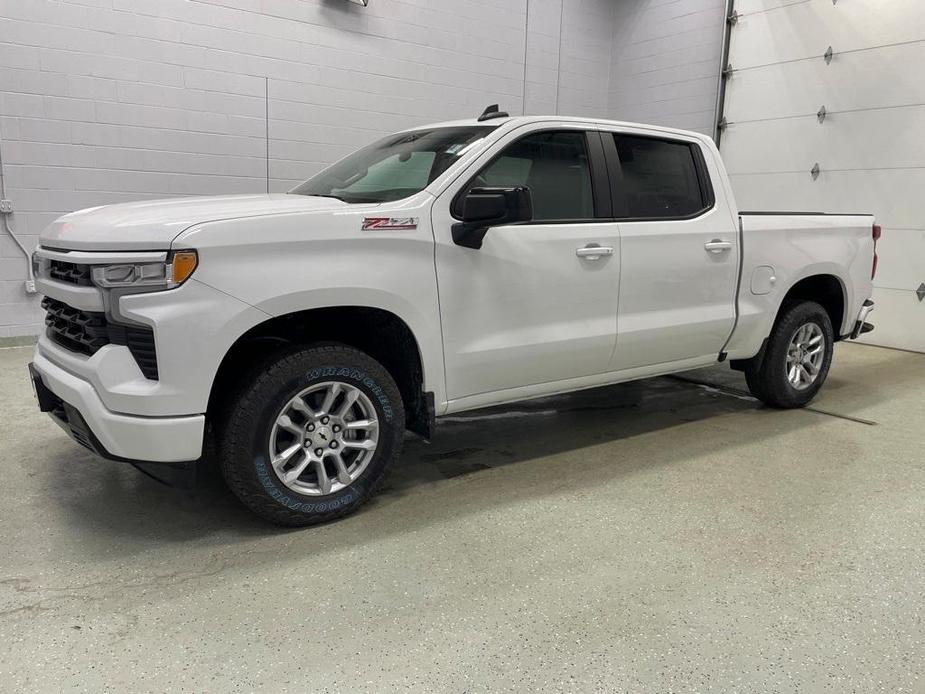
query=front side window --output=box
[613,135,708,219]
[458,131,595,221]
[291,126,497,203]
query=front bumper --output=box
[30,353,204,463]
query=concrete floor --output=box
[0,343,922,693]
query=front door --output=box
[433,127,621,403]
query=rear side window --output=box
[612,135,709,219]
[457,131,595,221]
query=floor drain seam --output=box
[666,375,878,426]
[802,407,877,426]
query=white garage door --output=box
[720,0,925,352]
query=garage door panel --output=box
[728,170,925,232]
[723,0,925,352]
[721,106,925,173]
[875,229,925,292]
[730,0,925,69]
[735,0,811,14]
[856,287,925,352]
[724,41,925,122]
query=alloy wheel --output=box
[268,381,379,495]
[785,322,825,391]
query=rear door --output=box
[602,131,740,371]
[432,125,621,404]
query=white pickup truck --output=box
[28,108,878,525]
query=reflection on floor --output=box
[0,342,922,692]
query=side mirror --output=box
[452,186,533,249]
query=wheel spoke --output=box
[276,414,303,437]
[271,442,302,471]
[336,388,360,417]
[345,418,377,431]
[319,383,341,416]
[808,333,822,346]
[283,453,312,483]
[798,365,810,384]
[332,453,352,485]
[313,458,332,495]
[289,397,315,419]
[803,360,818,376]
[807,345,823,357]
[342,438,376,451]
[788,364,799,383]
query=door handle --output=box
[704,239,733,253]
[576,245,614,260]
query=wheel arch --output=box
[777,272,847,339]
[730,272,847,372]
[208,305,435,438]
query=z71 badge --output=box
[361,217,419,231]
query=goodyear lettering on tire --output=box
[255,456,359,512]
[306,367,393,421]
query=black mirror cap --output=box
[453,186,533,249]
[462,187,533,224]
[460,189,507,223]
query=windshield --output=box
[290,126,497,203]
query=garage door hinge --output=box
[727,10,740,25]
[717,116,728,132]
[722,62,734,78]
[917,283,925,302]
[817,105,827,123]
[824,46,834,64]
[811,163,821,180]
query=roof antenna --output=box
[478,104,509,122]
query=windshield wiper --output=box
[306,193,349,202]
[302,193,382,204]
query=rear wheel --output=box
[218,344,404,526]
[744,300,834,408]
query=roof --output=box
[399,115,710,143]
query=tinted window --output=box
[290,126,496,203]
[463,131,595,221]
[613,135,706,218]
[341,151,435,195]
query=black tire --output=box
[744,300,835,409]
[217,344,404,526]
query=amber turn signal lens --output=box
[170,250,198,285]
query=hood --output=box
[40,194,368,251]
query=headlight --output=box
[91,250,198,290]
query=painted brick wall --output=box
[609,0,726,136]
[523,0,616,117]
[0,0,623,337]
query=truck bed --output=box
[723,211,877,360]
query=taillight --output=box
[872,223,881,280]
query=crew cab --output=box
[28,107,878,525]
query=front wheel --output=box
[218,344,404,526]
[744,300,834,408]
